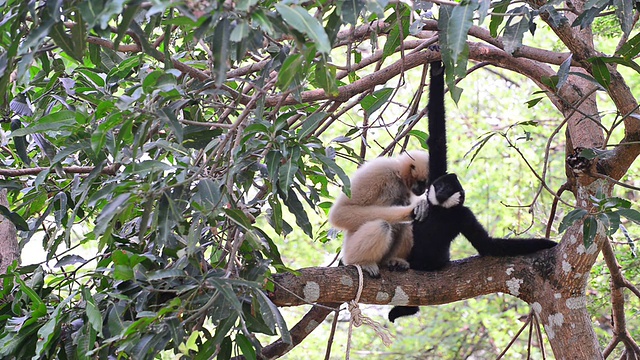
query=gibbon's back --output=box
[344,157,411,206]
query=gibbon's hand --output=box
[413,199,430,221]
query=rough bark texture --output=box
[0,189,20,275]
[269,252,557,308]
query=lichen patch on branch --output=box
[390,286,409,305]
[303,282,320,303]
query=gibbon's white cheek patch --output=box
[427,185,438,205]
[441,192,461,208]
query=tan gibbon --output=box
[329,150,430,277]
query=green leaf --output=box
[361,88,393,114]
[583,215,598,248]
[209,278,243,313]
[588,57,611,88]
[0,204,29,231]
[602,211,621,236]
[489,0,510,38]
[616,32,640,60]
[571,0,607,29]
[50,22,83,62]
[556,53,572,90]
[10,110,77,137]
[618,208,640,225]
[278,147,300,191]
[340,0,365,25]
[81,287,103,336]
[275,4,331,54]
[282,188,313,237]
[93,193,131,237]
[213,17,230,87]
[408,130,429,147]
[276,54,304,91]
[614,0,634,35]
[558,209,588,233]
[297,112,326,139]
[114,4,140,49]
[254,290,291,344]
[34,290,76,358]
[230,20,250,42]
[236,334,257,360]
[314,60,339,97]
[76,323,97,360]
[217,336,232,360]
[382,5,410,61]
[447,0,478,64]
[265,150,282,184]
[502,6,531,55]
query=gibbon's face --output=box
[407,151,430,196]
[427,173,465,208]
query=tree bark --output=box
[0,189,20,275]
[268,252,557,308]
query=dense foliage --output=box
[0,0,639,359]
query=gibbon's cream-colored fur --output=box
[329,150,430,277]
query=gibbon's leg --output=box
[385,223,413,271]
[342,220,394,277]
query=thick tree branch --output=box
[268,252,557,308]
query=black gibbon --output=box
[388,61,557,322]
[329,150,430,278]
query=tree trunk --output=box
[0,189,20,274]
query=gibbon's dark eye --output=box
[410,164,416,170]
[412,180,427,196]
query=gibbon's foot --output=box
[412,199,430,221]
[428,44,441,52]
[360,263,381,278]
[387,257,410,272]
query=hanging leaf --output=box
[556,53,572,90]
[613,0,634,36]
[582,215,598,248]
[275,4,331,54]
[382,5,410,61]
[588,57,611,88]
[502,6,531,55]
[340,0,365,25]
[571,0,608,29]
[447,0,478,65]
[489,0,510,38]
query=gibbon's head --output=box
[401,150,430,195]
[427,173,465,208]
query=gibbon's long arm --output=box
[426,61,447,183]
[328,203,416,231]
[458,207,557,256]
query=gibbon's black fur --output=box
[388,61,557,322]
